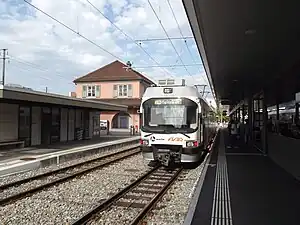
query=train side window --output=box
[143,106,151,126]
[187,106,197,124]
[199,112,204,124]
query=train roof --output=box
[142,85,201,98]
[142,85,215,111]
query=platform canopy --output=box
[0,85,127,111]
[183,0,300,105]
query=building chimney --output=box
[69,92,77,98]
[126,61,132,67]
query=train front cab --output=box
[140,114,217,165]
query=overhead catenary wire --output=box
[24,0,175,80]
[166,0,208,87]
[147,0,196,82]
[8,63,69,93]
[8,57,74,85]
[135,36,194,42]
[24,0,124,62]
[7,63,75,93]
[10,56,65,77]
[9,61,73,85]
[6,64,53,93]
[8,63,51,81]
[132,63,203,68]
[173,42,186,69]
[166,0,195,63]
[9,56,73,84]
[85,0,175,78]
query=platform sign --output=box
[296,92,300,103]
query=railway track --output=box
[72,166,183,225]
[0,146,140,206]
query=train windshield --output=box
[142,98,198,133]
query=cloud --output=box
[1,0,211,102]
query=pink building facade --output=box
[73,60,155,131]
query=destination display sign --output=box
[154,99,183,105]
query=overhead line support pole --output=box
[1,49,8,85]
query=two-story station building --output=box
[73,60,155,131]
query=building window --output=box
[113,84,132,98]
[88,86,96,97]
[119,84,127,97]
[268,100,300,139]
[82,85,100,98]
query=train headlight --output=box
[140,139,149,146]
[186,141,198,147]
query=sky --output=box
[0,0,215,107]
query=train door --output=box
[199,113,203,143]
[200,104,205,144]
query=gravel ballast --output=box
[143,161,206,225]
[0,153,149,225]
[0,143,139,185]
[0,147,139,200]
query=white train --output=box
[139,79,217,166]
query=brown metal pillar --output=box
[248,97,253,141]
[262,91,268,156]
[242,104,245,123]
[295,103,299,124]
[276,103,279,121]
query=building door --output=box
[112,112,131,129]
[19,106,31,147]
[41,107,51,145]
[51,107,60,144]
[83,110,89,139]
[119,116,129,128]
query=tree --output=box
[216,103,229,122]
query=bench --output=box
[0,140,25,149]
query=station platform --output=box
[0,135,140,177]
[185,129,300,225]
[0,135,132,162]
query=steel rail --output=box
[71,166,183,225]
[0,144,139,190]
[0,147,140,206]
[129,167,183,225]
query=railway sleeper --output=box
[115,201,147,208]
[131,189,158,195]
[139,184,163,190]
[124,195,153,201]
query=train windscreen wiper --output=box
[160,125,191,138]
[143,126,166,135]
[177,132,190,138]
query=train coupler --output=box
[158,152,181,167]
[159,154,170,167]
